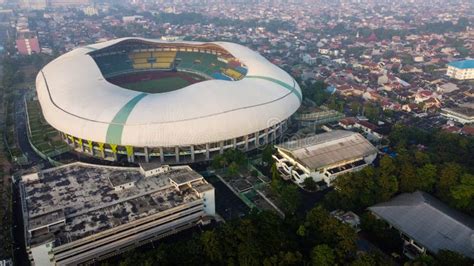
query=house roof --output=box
[369,191,474,258]
[448,60,474,70]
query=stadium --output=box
[36,38,302,164]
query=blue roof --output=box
[212,72,232,81]
[448,60,474,69]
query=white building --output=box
[446,60,474,80]
[20,162,215,265]
[441,107,474,124]
[36,38,300,164]
[273,130,378,188]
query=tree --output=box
[450,174,474,213]
[302,177,317,191]
[415,164,437,192]
[399,163,417,192]
[331,167,378,210]
[279,184,301,215]
[228,162,239,176]
[270,163,283,192]
[414,151,431,166]
[350,253,376,266]
[311,245,335,266]
[263,251,303,266]
[312,81,331,106]
[406,254,435,266]
[349,100,361,116]
[437,162,461,202]
[262,145,275,166]
[211,154,227,169]
[379,155,397,177]
[435,250,473,266]
[303,207,357,262]
[201,230,223,262]
[375,174,398,202]
[351,251,389,266]
[360,212,403,251]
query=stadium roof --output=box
[448,60,474,69]
[369,191,474,258]
[276,130,377,170]
[36,38,301,147]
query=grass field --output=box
[27,101,70,157]
[121,76,192,93]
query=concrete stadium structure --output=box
[273,130,378,188]
[36,38,301,164]
[20,162,215,265]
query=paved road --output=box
[14,90,51,168]
[11,181,29,266]
[205,175,249,220]
[11,90,49,266]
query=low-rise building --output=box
[447,60,474,80]
[20,162,215,265]
[295,107,344,128]
[16,30,40,55]
[272,130,377,188]
[441,107,474,124]
[369,191,474,259]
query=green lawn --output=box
[121,76,191,93]
[27,100,70,157]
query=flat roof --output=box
[139,162,163,171]
[448,59,474,70]
[21,162,210,247]
[369,191,474,258]
[276,130,377,170]
[442,107,474,118]
[168,168,203,185]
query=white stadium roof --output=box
[36,38,301,147]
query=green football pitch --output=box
[120,76,193,93]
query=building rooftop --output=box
[168,169,203,186]
[448,60,474,70]
[276,130,377,170]
[21,162,209,248]
[442,107,474,118]
[369,191,474,259]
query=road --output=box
[11,181,29,266]
[11,90,49,266]
[14,90,51,168]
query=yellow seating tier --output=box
[130,52,151,59]
[224,68,243,80]
[155,57,175,63]
[133,63,152,69]
[133,58,148,64]
[152,62,172,69]
[152,51,177,58]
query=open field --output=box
[122,76,192,93]
[108,71,206,93]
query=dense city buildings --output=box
[0,0,472,265]
[20,162,215,265]
[19,0,90,9]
